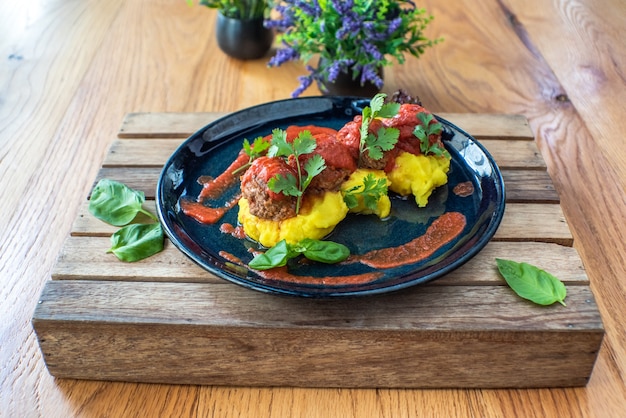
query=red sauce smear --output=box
[256,267,384,286]
[219,251,243,265]
[217,248,384,286]
[220,223,246,239]
[453,181,474,197]
[198,151,248,201]
[180,194,240,224]
[352,212,466,269]
[284,125,338,141]
[180,150,249,225]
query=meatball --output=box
[337,116,395,170]
[294,133,357,193]
[240,156,297,221]
[381,103,444,155]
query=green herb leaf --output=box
[343,193,359,210]
[234,136,271,176]
[108,223,164,262]
[496,258,567,306]
[359,93,400,162]
[413,112,448,157]
[89,179,156,226]
[249,238,350,270]
[378,102,401,118]
[248,240,294,269]
[266,129,325,214]
[243,136,270,159]
[267,128,292,158]
[298,238,350,264]
[267,173,301,197]
[342,173,388,211]
[302,154,326,188]
[366,126,400,160]
[292,130,317,155]
[369,93,385,113]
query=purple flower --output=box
[267,42,300,67]
[359,64,384,88]
[265,0,439,96]
[292,0,321,17]
[334,0,361,40]
[386,17,403,35]
[331,0,354,14]
[292,74,314,98]
[326,58,355,82]
[362,42,383,61]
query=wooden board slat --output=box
[92,167,162,198]
[102,139,181,167]
[501,169,559,203]
[33,280,603,388]
[495,203,572,245]
[118,112,224,138]
[51,239,589,286]
[89,166,559,202]
[72,200,572,244]
[117,112,534,140]
[102,138,546,169]
[35,281,602,331]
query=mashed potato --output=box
[388,151,451,207]
[340,169,391,218]
[238,191,349,248]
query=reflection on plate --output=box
[156,96,505,297]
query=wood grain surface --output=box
[31,114,602,389]
[2,0,625,416]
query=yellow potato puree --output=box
[387,151,451,207]
[238,191,349,247]
[340,169,391,218]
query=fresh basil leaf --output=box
[249,239,350,270]
[249,240,294,270]
[108,223,164,262]
[300,238,350,264]
[496,258,567,306]
[89,179,155,226]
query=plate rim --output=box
[156,96,506,298]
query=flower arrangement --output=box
[265,0,440,97]
[187,0,266,19]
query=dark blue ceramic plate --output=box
[156,96,505,297]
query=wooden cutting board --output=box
[32,113,604,388]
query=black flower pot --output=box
[317,65,384,97]
[216,12,273,60]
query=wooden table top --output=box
[2,0,625,416]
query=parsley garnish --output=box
[413,112,449,157]
[343,173,388,212]
[233,136,270,175]
[359,93,400,163]
[267,129,326,214]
